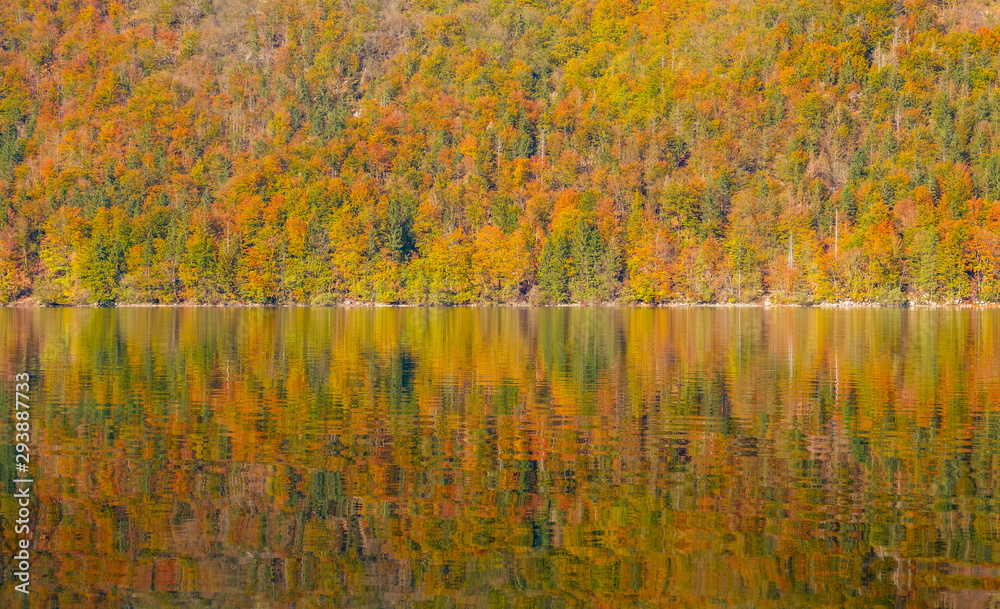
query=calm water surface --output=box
[1,307,1000,608]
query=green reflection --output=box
[0,307,997,608]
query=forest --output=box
[2,0,1000,305]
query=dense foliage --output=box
[3,308,1000,606]
[3,0,1000,304]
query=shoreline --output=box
[7,299,1000,309]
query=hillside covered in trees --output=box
[2,0,1000,304]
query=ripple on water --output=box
[2,307,1000,608]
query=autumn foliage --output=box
[3,0,1000,304]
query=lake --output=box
[1,307,1000,607]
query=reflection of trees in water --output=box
[1,307,999,607]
